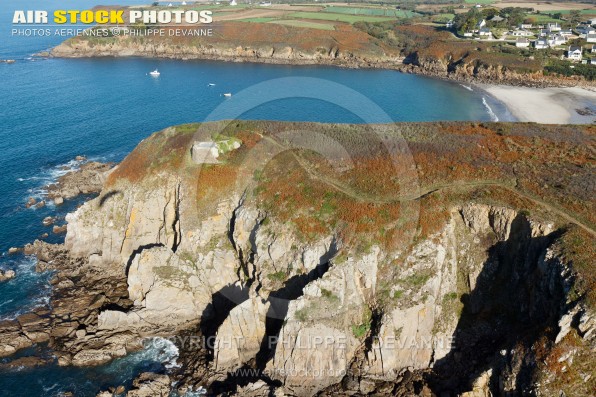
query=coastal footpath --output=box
[0,121,594,396]
[50,22,596,89]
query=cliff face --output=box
[1,121,594,396]
[49,22,595,88]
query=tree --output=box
[553,13,562,20]
[569,10,581,26]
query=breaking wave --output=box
[482,97,499,122]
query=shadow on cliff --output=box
[208,238,339,394]
[426,214,567,396]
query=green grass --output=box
[323,6,419,19]
[288,11,397,24]
[530,14,562,24]
[240,17,276,23]
[267,271,287,282]
[542,9,596,15]
[432,13,455,22]
[464,0,494,4]
[351,322,370,338]
[269,19,336,30]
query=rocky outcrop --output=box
[0,123,593,396]
[0,269,16,282]
[47,161,114,201]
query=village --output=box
[449,7,596,65]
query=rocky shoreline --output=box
[0,121,594,396]
[50,39,595,89]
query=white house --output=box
[589,58,596,65]
[477,19,486,29]
[587,33,596,43]
[534,38,549,49]
[548,34,566,47]
[511,29,532,37]
[446,20,454,28]
[191,141,220,164]
[230,0,237,5]
[547,22,561,32]
[566,46,583,61]
[519,23,533,29]
[516,38,530,48]
[591,44,596,53]
[539,29,549,37]
[463,31,474,37]
[479,27,491,36]
[560,29,573,37]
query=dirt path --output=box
[283,143,596,237]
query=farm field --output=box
[268,19,336,30]
[288,11,398,23]
[323,6,419,18]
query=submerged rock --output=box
[0,269,16,282]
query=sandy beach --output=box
[481,85,596,124]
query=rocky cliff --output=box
[1,121,594,396]
[50,22,595,88]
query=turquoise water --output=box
[0,0,512,395]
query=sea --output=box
[0,0,513,395]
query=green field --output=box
[543,9,596,15]
[432,13,455,22]
[288,11,397,23]
[269,19,336,30]
[529,14,563,23]
[464,0,494,4]
[323,6,419,18]
[240,17,276,23]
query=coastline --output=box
[479,85,596,125]
[49,38,596,90]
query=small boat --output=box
[208,83,216,86]
[149,69,160,77]
[223,93,232,97]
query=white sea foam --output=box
[482,97,499,122]
[0,255,52,320]
[460,84,473,92]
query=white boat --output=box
[149,69,160,77]
[223,93,232,97]
[208,83,216,86]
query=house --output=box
[560,29,573,37]
[519,23,532,29]
[230,0,237,5]
[511,29,532,37]
[587,33,596,43]
[191,141,220,164]
[589,58,596,65]
[576,25,596,36]
[479,27,491,36]
[591,44,596,53]
[477,19,486,30]
[534,38,549,49]
[515,38,530,48]
[548,34,566,47]
[446,20,454,28]
[539,29,549,37]
[463,31,474,37]
[566,46,583,61]
[588,19,596,26]
[547,22,561,32]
